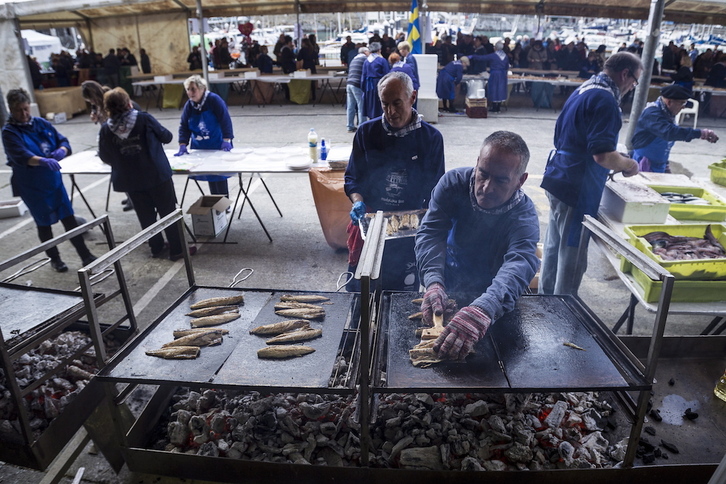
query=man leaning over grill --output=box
[415,131,540,360]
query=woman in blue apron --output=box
[1,88,96,272]
[174,75,234,197]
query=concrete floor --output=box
[0,89,725,482]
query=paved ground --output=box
[0,90,724,482]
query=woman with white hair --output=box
[361,42,390,119]
[174,75,234,197]
[468,41,510,113]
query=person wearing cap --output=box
[540,52,643,296]
[361,42,390,120]
[631,84,718,173]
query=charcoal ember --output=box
[461,456,484,471]
[167,421,189,446]
[644,426,656,436]
[197,441,219,457]
[198,390,218,413]
[464,400,489,418]
[660,440,680,454]
[189,415,209,436]
[684,408,699,420]
[483,459,507,471]
[300,402,331,420]
[415,393,434,406]
[399,445,443,470]
[319,447,344,466]
[487,414,507,434]
[649,409,662,422]
[545,400,568,428]
[319,421,337,437]
[258,411,277,430]
[505,442,534,463]
[558,441,575,466]
[248,398,271,416]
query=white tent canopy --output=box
[21,29,62,67]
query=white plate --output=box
[221,153,245,162]
[286,160,312,170]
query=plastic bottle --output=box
[308,128,318,163]
[320,139,328,161]
[715,369,726,402]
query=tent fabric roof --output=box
[6,0,726,28]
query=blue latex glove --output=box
[433,306,491,361]
[38,157,62,171]
[50,147,67,161]
[350,201,366,222]
[174,145,189,157]
[221,141,233,151]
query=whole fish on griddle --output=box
[173,327,230,338]
[279,294,330,303]
[250,320,310,335]
[185,305,239,317]
[191,312,240,327]
[266,327,322,344]
[275,307,325,320]
[257,345,316,359]
[162,329,226,348]
[146,346,200,359]
[189,295,244,310]
[274,301,324,311]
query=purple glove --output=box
[221,140,233,151]
[433,306,491,361]
[174,145,189,157]
[50,147,67,161]
[350,201,366,222]
[421,283,448,325]
[38,157,62,171]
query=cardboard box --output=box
[293,69,310,78]
[600,179,670,224]
[0,199,28,219]
[46,112,67,124]
[187,196,232,237]
[34,87,86,118]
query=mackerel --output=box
[266,327,322,344]
[250,320,310,335]
[190,312,240,327]
[189,294,244,310]
[257,345,316,359]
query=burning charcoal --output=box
[545,400,568,428]
[300,402,331,420]
[505,442,534,463]
[461,456,485,471]
[319,422,337,437]
[649,409,662,422]
[389,435,414,463]
[415,393,434,406]
[210,413,227,434]
[684,408,699,420]
[487,414,507,434]
[319,447,344,467]
[399,445,444,470]
[558,441,575,466]
[197,441,219,457]
[483,460,507,471]
[668,378,675,386]
[644,426,656,436]
[660,440,680,454]
[463,400,489,418]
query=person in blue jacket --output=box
[468,41,510,113]
[175,75,234,197]
[631,84,718,173]
[361,42,390,120]
[1,88,96,272]
[436,57,469,113]
[540,52,642,296]
[98,88,194,261]
[415,131,540,361]
[345,71,445,292]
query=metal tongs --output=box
[229,267,254,287]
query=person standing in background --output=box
[340,36,356,68]
[361,42,390,120]
[346,47,369,133]
[140,48,151,74]
[103,48,121,88]
[187,46,203,71]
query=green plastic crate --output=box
[620,258,726,303]
[710,161,726,186]
[647,185,726,221]
[623,223,726,280]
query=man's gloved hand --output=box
[421,282,447,325]
[38,157,62,171]
[50,147,67,161]
[221,140,233,151]
[433,306,491,361]
[350,201,366,222]
[701,129,719,143]
[174,145,189,157]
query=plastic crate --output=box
[647,185,726,221]
[623,223,726,279]
[620,258,726,303]
[709,161,726,187]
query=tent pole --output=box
[196,0,209,86]
[624,0,665,150]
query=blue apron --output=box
[188,109,229,183]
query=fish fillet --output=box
[162,329,226,348]
[275,308,325,320]
[257,345,316,359]
[146,346,200,359]
[266,328,322,344]
[189,295,244,310]
[191,312,240,327]
[250,320,310,335]
[409,340,444,368]
[173,327,230,339]
[274,301,324,311]
[185,305,239,317]
[279,294,330,303]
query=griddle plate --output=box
[384,293,631,391]
[0,284,84,340]
[214,291,356,388]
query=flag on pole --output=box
[407,0,422,54]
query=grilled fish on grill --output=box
[279,294,330,303]
[162,329,226,348]
[173,328,230,339]
[191,312,240,327]
[189,295,244,310]
[257,345,316,359]
[275,308,325,320]
[266,327,322,344]
[409,340,444,368]
[274,301,324,311]
[146,346,200,359]
[185,305,239,317]
[250,320,310,335]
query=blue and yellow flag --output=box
[407,0,422,54]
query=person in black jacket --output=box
[98,88,192,261]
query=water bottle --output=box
[715,368,726,402]
[320,139,328,161]
[308,128,318,163]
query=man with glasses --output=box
[631,84,718,173]
[540,52,642,296]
